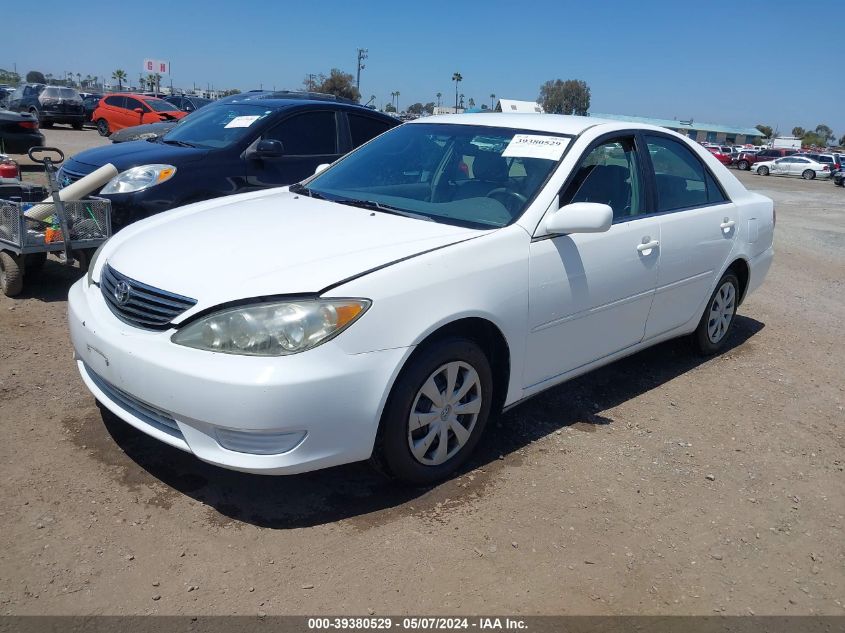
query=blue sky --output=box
[5,1,842,135]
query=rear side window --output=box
[266,111,337,155]
[105,96,126,108]
[124,97,145,111]
[645,135,727,212]
[348,114,393,148]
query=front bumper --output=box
[68,279,409,475]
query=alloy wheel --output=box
[707,281,736,344]
[407,361,482,466]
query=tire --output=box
[757,166,769,176]
[802,169,815,180]
[692,271,740,355]
[96,118,110,137]
[0,251,24,297]
[737,160,749,171]
[72,121,84,130]
[371,337,494,485]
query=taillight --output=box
[823,166,830,171]
[18,121,38,130]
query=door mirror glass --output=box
[133,107,144,114]
[251,138,285,159]
[545,202,613,234]
[314,163,330,176]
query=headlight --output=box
[101,164,176,194]
[171,299,371,356]
[86,239,109,286]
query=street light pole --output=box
[356,48,368,93]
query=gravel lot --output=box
[1,128,843,615]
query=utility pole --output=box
[356,48,368,93]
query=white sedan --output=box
[68,114,774,484]
[754,155,832,179]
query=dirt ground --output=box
[0,129,843,616]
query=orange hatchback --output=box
[92,93,187,137]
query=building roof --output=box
[589,112,763,137]
[496,99,544,114]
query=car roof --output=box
[405,112,703,137]
[212,91,390,115]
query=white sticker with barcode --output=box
[502,134,569,160]
[224,115,261,128]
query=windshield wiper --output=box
[334,198,433,221]
[288,182,326,199]
[160,139,197,148]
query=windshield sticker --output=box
[502,134,569,160]
[224,115,262,129]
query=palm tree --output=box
[490,93,496,109]
[436,92,442,107]
[76,73,81,87]
[45,73,53,85]
[112,69,126,91]
[468,97,475,109]
[394,91,400,112]
[459,93,465,109]
[452,72,462,110]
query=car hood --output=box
[69,139,207,171]
[104,190,486,317]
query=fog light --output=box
[214,428,306,455]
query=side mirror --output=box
[314,163,330,176]
[134,107,144,114]
[544,202,613,235]
[248,139,285,159]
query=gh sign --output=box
[143,59,170,75]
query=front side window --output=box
[124,97,144,111]
[266,111,337,155]
[646,135,727,211]
[306,123,568,228]
[561,137,643,222]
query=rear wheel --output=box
[737,160,749,171]
[0,251,23,297]
[72,121,84,130]
[96,118,110,136]
[802,169,815,180]
[757,166,769,176]
[371,337,493,485]
[692,271,739,355]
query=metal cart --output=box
[0,147,112,297]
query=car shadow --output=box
[99,315,764,529]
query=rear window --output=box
[145,98,178,112]
[41,87,81,100]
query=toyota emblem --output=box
[113,280,131,305]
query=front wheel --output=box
[757,166,769,176]
[96,118,110,136]
[737,160,749,171]
[692,272,739,355]
[802,169,815,180]
[372,337,493,485]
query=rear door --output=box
[246,109,342,187]
[642,133,737,339]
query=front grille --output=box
[100,264,197,329]
[57,165,90,188]
[85,364,183,440]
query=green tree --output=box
[423,102,435,115]
[0,68,21,85]
[112,69,126,91]
[452,72,462,110]
[538,79,590,115]
[407,102,424,115]
[26,70,46,83]
[220,88,241,97]
[791,127,805,138]
[839,134,845,147]
[755,124,774,139]
[468,97,475,108]
[314,68,360,101]
[814,124,833,143]
[490,93,496,109]
[384,103,396,113]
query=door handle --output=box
[720,218,736,230]
[637,239,659,253]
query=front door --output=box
[524,135,660,390]
[246,110,343,188]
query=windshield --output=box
[306,123,570,228]
[160,103,272,149]
[145,98,179,112]
[41,87,81,101]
